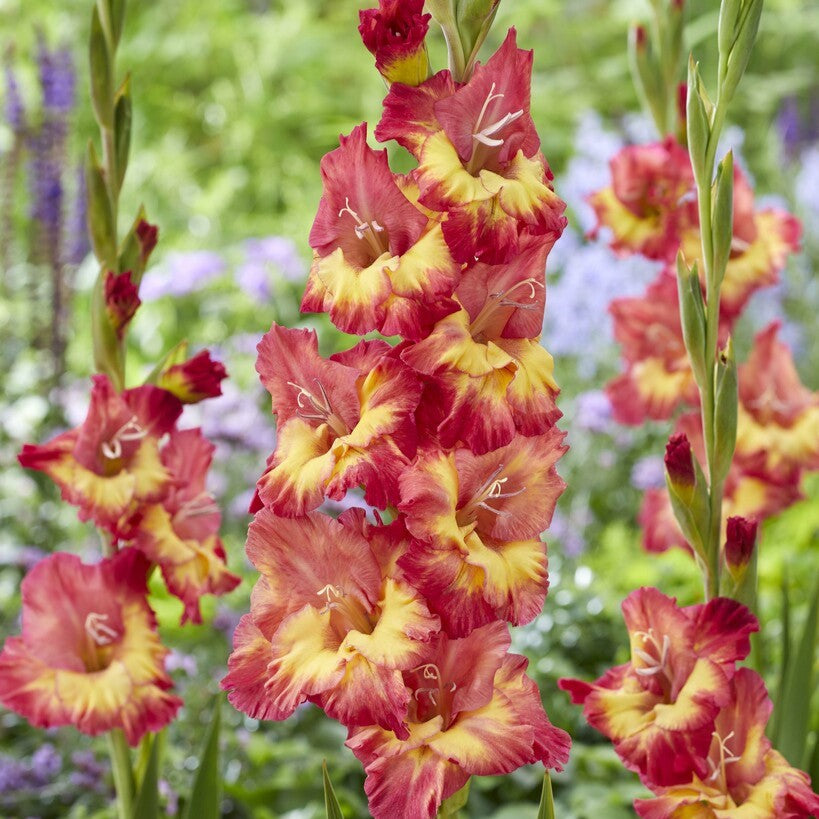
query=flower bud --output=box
[113,76,131,192]
[664,432,709,560]
[724,515,757,577]
[157,348,227,404]
[722,0,763,103]
[630,25,665,134]
[118,212,158,285]
[86,141,116,269]
[89,4,113,128]
[711,151,734,289]
[358,0,431,86]
[104,270,141,338]
[686,57,711,187]
[718,0,741,58]
[675,254,707,389]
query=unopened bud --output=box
[104,270,141,338]
[713,338,738,484]
[711,152,734,289]
[686,57,711,186]
[156,348,227,404]
[664,432,709,560]
[676,255,707,389]
[724,515,757,576]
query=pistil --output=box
[287,380,349,437]
[338,197,389,259]
[467,82,524,175]
[100,416,147,461]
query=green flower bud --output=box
[113,76,131,195]
[86,141,116,269]
[713,338,738,484]
[711,151,734,291]
[630,25,667,135]
[664,433,710,562]
[718,0,741,58]
[89,4,113,128]
[686,57,711,186]
[676,254,707,390]
[106,0,126,48]
[722,0,763,103]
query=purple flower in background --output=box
[549,508,587,557]
[630,455,666,491]
[212,605,242,643]
[66,160,90,265]
[159,779,180,816]
[36,35,75,114]
[3,63,26,134]
[574,390,613,433]
[235,236,306,300]
[0,756,28,793]
[166,651,198,677]
[779,97,803,159]
[69,750,105,792]
[29,743,61,785]
[139,250,226,299]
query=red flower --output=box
[0,550,181,745]
[104,270,141,337]
[157,349,228,404]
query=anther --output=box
[85,612,119,646]
[101,416,146,460]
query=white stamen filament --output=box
[85,612,119,646]
[287,379,333,422]
[471,82,524,148]
[633,629,670,677]
[706,730,741,783]
[100,416,146,461]
[338,197,386,248]
[316,583,344,613]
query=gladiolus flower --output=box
[130,429,240,624]
[346,621,570,819]
[359,0,431,86]
[735,322,819,474]
[221,510,439,738]
[156,349,228,404]
[398,430,566,635]
[253,325,422,515]
[18,375,181,535]
[589,138,696,262]
[302,124,459,341]
[0,550,181,745]
[559,587,758,788]
[634,669,819,817]
[723,515,757,577]
[377,29,566,264]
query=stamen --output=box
[287,380,332,421]
[101,416,146,460]
[471,82,524,148]
[338,197,387,254]
[85,612,119,646]
[177,492,220,520]
[411,663,441,681]
[632,629,670,677]
[414,687,438,706]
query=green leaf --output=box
[322,761,344,819]
[181,699,222,819]
[438,780,470,817]
[770,571,791,746]
[130,735,159,819]
[536,773,556,819]
[675,255,706,389]
[107,0,127,47]
[686,56,711,187]
[777,575,819,767]
[89,4,113,128]
[712,337,738,485]
[711,151,734,289]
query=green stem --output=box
[107,729,135,819]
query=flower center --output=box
[467,82,524,174]
[82,612,121,672]
[287,380,349,437]
[100,415,146,469]
[316,583,373,637]
[469,276,543,341]
[338,197,389,260]
[705,729,741,799]
[456,463,526,528]
[633,628,670,678]
[408,663,457,725]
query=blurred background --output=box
[1,0,817,816]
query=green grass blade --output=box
[537,772,556,819]
[130,735,159,819]
[181,698,222,819]
[322,760,344,819]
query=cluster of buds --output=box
[560,589,819,817]
[222,3,571,815]
[0,0,239,751]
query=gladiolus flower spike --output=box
[223,13,571,818]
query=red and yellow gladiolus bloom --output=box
[559,588,758,788]
[402,236,560,454]
[302,124,460,341]
[678,169,801,320]
[735,322,819,474]
[606,270,705,425]
[588,138,696,262]
[398,430,566,635]
[634,668,819,818]
[377,29,566,264]
[346,621,571,819]
[18,375,181,535]
[0,550,181,745]
[221,510,439,738]
[358,0,431,87]
[253,325,422,515]
[131,429,240,624]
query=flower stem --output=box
[107,729,135,819]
